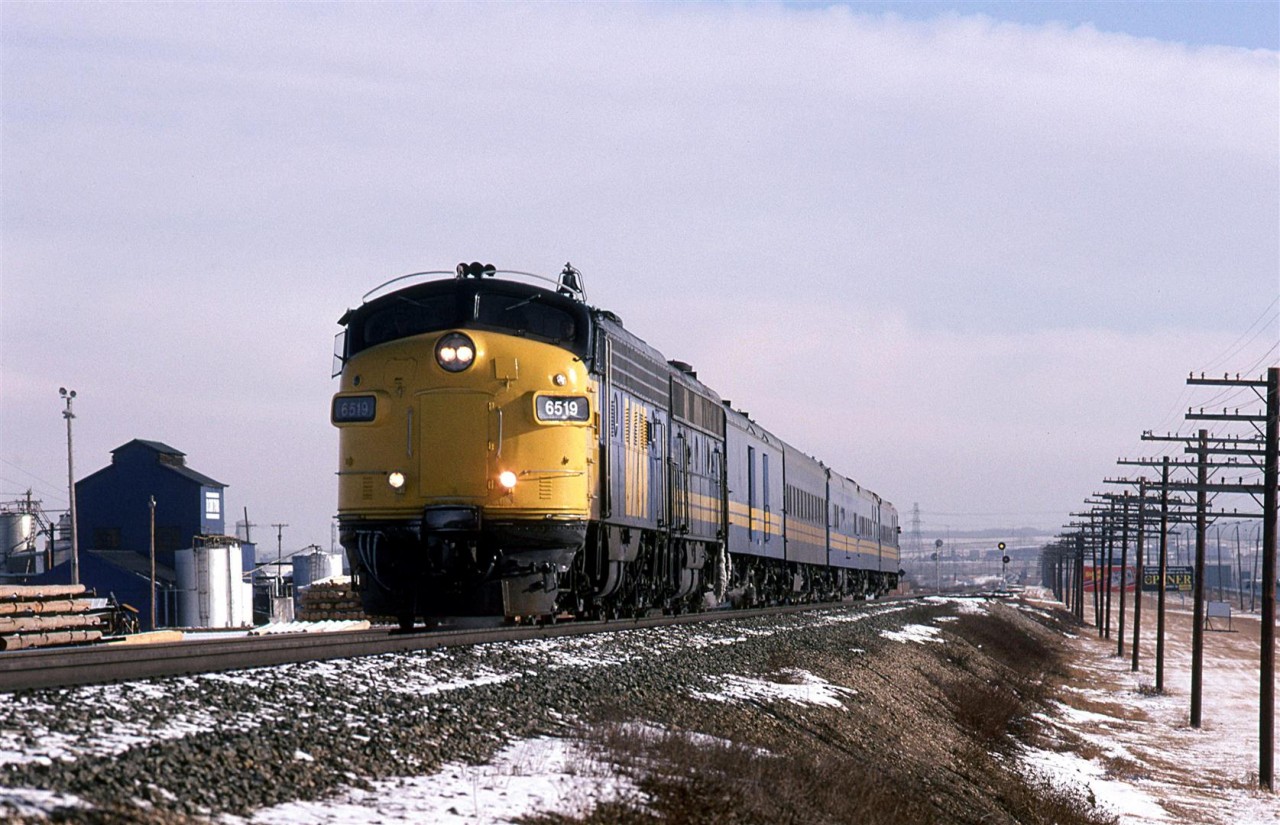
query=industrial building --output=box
[30,439,253,630]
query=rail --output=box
[0,599,917,694]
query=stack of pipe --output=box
[0,584,105,651]
[296,579,368,621]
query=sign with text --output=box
[1141,565,1193,592]
[1084,565,1138,592]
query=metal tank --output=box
[292,549,345,611]
[176,538,253,628]
[0,512,34,568]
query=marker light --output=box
[553,373,567,386]
[388,471,406,489]
[436,332,476,372]
[498,471,518,490]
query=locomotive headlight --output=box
[498,471,518,490]
[388,471,406,489]
[436,332,476,372]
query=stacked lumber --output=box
[296,579,368,621]
[0,585,105,651]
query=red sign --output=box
[1083,565,1138,592]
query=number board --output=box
[333,395,377,423]
[535,395,590,422]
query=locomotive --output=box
[331,263,899,627]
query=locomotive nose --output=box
[417,390,493,498]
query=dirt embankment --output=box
[525,599,1116,825]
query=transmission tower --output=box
[909,502,924,561]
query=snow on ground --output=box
[232,736,641,825]
[1020,745,1173,822]
[924,595,991,615]
[13,595,1269,823]
[1020,593,1279,825]
[879,623,945,644]
[693,667,857,708]
[0,789,92,819]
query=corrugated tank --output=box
[176,539,253,628]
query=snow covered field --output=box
[1025,591,1277,825]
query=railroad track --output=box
[0,599,912,694]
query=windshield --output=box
[360,293,462,349]
[474,293,579,345]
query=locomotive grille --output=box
[362,476,374,501]
[538,478,553,501]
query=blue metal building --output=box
[75,439,226,570]
[31,440,234,631]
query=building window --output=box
[205,491,221,520]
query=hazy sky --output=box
[2,1,1277,556]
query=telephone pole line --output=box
[1182,369,1278,789]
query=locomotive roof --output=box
[339,275,588,326]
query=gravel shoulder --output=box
[0,596,1143,824]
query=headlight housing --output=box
[435,332,476,372]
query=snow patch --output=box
[694,668,856,708]
[237,736,639,825]
[880,623,944,644]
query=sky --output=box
[2,1,1277,557]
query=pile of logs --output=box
[0,584,106,651]
[296,579,368,622]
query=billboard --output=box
[1142,565,1193,592]
[1083,565,1139,592]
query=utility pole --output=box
[1191,429,1208,728]
[1158,458,1170,693]
[59,388,79,585]
[1182,370,1278,790]
[272,523,288,600]
[1091,514,1102,629]
[242,506,256,544]
[149,495,157,630]
[1262,366,1278,791]
[1132,478,1146,672]
[1104,502,1114,640]
[1075,531,1085,622]
[1118,492,1130,658]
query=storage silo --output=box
[176,538,253,628]
[0,511,34,569]
[293,548,344,590]
[292,549,345,612]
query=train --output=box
[331,263,900,627]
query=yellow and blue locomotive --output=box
[332,264,898,626]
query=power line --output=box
[1199,296,1279,374]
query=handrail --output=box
[360,268,567,304]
